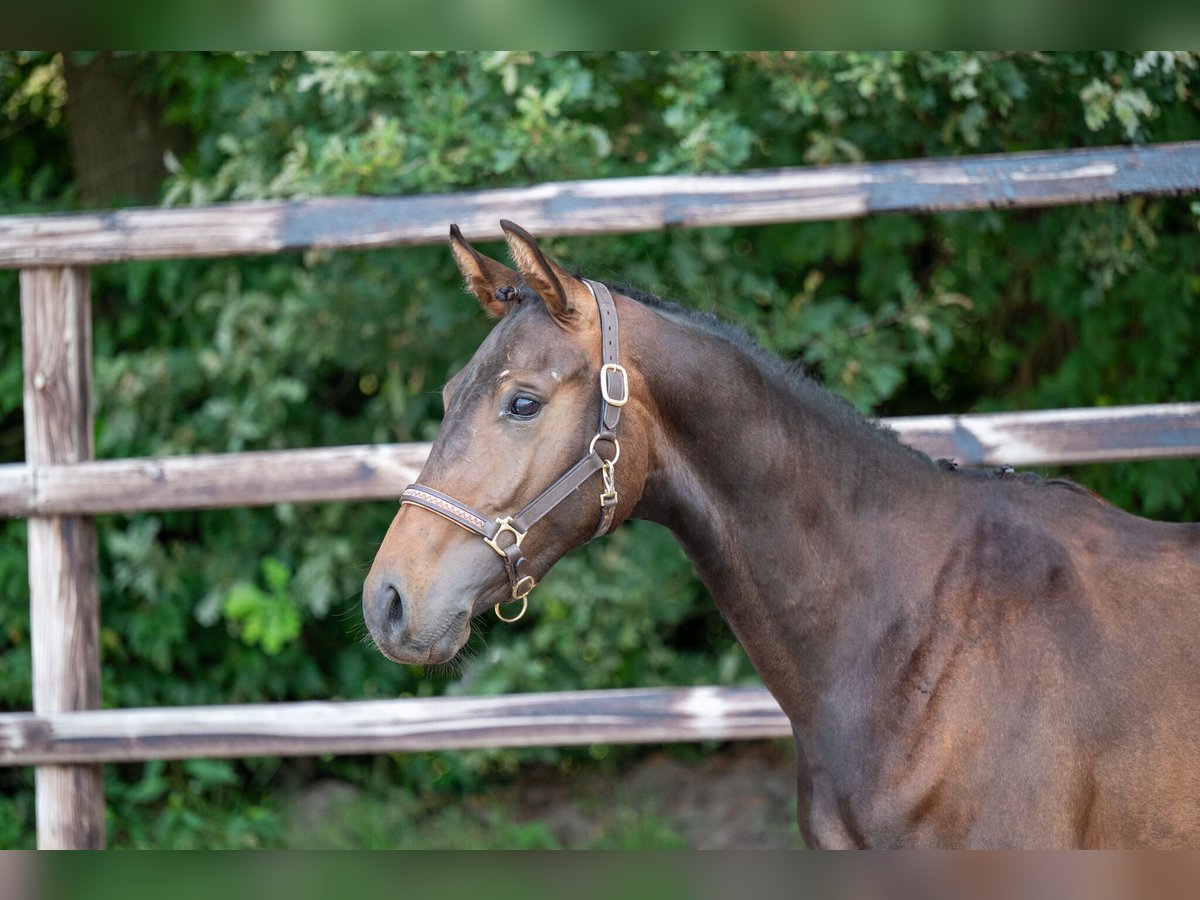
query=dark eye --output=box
[509,395,541,418]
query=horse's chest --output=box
[799,726,959,848]
[799,673,973,847]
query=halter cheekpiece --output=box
[399,280,628,623]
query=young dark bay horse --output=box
[363,221,1200,848]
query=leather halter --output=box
[399,280,628,623]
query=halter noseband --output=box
[399,280,628,623]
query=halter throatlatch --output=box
[399,280,627,623]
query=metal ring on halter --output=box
[494,595,528,624]
[588,432,621,465]
[495,573,534,622]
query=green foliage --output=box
[0,52,74,212]
[222,557,302,655]
[2,52,1199,847]
[278,767,689,849]
[107,758,281,849]
[0,769,34,849]
[281,784,564,850]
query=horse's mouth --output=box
[374,610,470,666]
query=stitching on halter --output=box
[401,488,489,532]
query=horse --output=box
[363,221,1200,848]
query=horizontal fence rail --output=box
[0,687,792,766]
[2,142,1199,268]
[890,402,1200,468]
[1,405,1197,518]
[0,442,432,517]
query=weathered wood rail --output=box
[2,142,1198,267]
[2,404,1198,518]
[0,687,791,766]
[3,141,1199,849]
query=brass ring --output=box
[512,574,536,599]
[494,595,529,623]
[588,433,621,465]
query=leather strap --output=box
[400,278,626,616]
[589,280,624,538]
[399,485,491,538]
[593,281,625,434]
[512,451,608,532]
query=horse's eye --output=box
[509,395,541,418]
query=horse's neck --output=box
[629,305,947,723]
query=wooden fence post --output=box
[20,267,104,849]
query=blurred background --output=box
[1,51,1198,848]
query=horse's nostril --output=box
[384,583,406,635]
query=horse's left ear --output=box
[449,224,523,318]
[500,220,592,327]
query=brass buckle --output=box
[483,516,526,558]
[600,363,629,407]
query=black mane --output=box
[605,279,1098,498]
[604,280,935,466]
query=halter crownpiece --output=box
[399,279,627,623]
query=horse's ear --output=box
[449,224,522,318]
[500,220,591,327]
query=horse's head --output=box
[363,221,649,664]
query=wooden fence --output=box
[2,142,1199,849]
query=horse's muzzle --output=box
[362,571,407,661]
[375,581,408,641]
[362,567,470,665]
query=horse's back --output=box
[936,486,1200,847]
[1061,505,1200,846]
